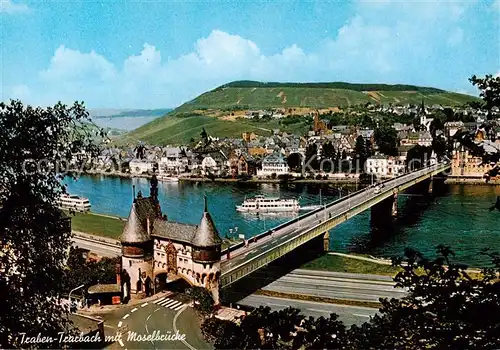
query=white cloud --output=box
[5,1,482,108]
[0,0,30,14]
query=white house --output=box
[129,159,156,175]
[257,153,289,177]
[366,154,404,178]
[201,156,217,173]
[159,147,187,174]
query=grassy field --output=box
[175,86,479,113]
[118,81,480,145]
[301,254,400,276]
[70,212,126,239]
[70,211,236,249]
[120,114,310,145]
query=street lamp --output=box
[68,284,85,311]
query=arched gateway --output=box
[120,175,222,304]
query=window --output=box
[203,264,206,269]
[129,260,132,267]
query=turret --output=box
[192,197,222,263]
[120,202,153,258]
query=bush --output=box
[187,286,214,317]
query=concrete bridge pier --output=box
[371,193,398,228]
[323,231,330,252]
[391,193,398,217]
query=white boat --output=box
[158,176,179,183]
[236,195,300,213]
[57,194,91,212]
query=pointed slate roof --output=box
[120,197,158,244]
[192,197,222,248]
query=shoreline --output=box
[78,170,500,185]
[444,178,500,185]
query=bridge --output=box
[220,162,450,288]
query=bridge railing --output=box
[221,163,448,256]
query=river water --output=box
[66,175,500,267]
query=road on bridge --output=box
[221,164,446,275]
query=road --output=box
[221,164,445,275]
[238,294,378,326]
[252,268,406,303]
[72,236,121,257]
[104,294,210,350]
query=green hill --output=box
[120,81,480,145]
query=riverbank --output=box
[79,170,500,185]
[445,177,500,185]
[301,252,483,277]
[80,170,361,184]
[70,211,240,249]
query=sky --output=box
[1,0,499,109]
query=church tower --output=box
[191,197,222,304]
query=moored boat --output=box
[57,194,91,212]
[158,176,179,182]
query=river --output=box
[66,175,500,267]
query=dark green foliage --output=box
[286,153,302,172]
[0,100,101,348]
[63,248,119,293]
[304,144,319,171]
[187,286,214,316]
[406,145,432,170]
[374,126,398,156]
[203,247,500,349]
[221,81,445,93]
[351,246,500,349]
[469,74,500,112]
[354,136,368,169]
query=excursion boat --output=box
[57,194,91,212]
[236,195,300,213]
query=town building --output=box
[120,176,222,304]
[257,153,289,177]
[450,150,495,178]
[158,147,188,174]
[129,159,157,175]
[366,154,405,178]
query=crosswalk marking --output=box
[155,297,187,310]
[159,299,178,307]
[154,296,167,304]
[173,304,184,311]
[169,301,183,309]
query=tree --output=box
[354,136,367,171]
[187,286,215,316]
[432,136,447,159]
[349,246,500,349]
[0,100,101,348]
[406,145,432,171]
[374,126,398,156]
[286,153,302,172]
[63,248,119,294]
[304,143,319,171]
[321,142,336,172]
[203,246,500,349]
[469,74,500,116]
